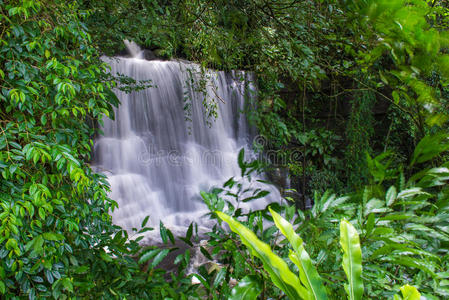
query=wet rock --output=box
[141,49,157,60]
[266,166,290,191]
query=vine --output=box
[345,89,375,189]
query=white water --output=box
[93,49,276,235]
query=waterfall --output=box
[93,53,276,235]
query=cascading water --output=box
[93,47,276,236]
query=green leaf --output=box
[45,269,54,284]
[141,216,150,228]
[364,198,387,216]
[216,211,306,300]
[0,281,5,294]
[5,239,18,251]
[238,148,245,168]
[340,219,363,300]
[385,186,397,207]
[36,284,47,292]
[100,251,113,262]
[269,208,328,300]
[43,232,63,241]
[229,275,262,300]
[223,177,235,188]
[392,90,400,103]
[174,254,184,265]
[166,227,175,245]
[139,248,160,264]
[150,249,170,268]
[242,190,270,202]
[192,273,209,289]
[32,235,44,254]
[365,213,375,236]
[213,267,226,288]
[74,266,89,274]
[411,134,449,166]
[238,148,246,176]
[160,221,168,244]
[61,278,73,292]
[389,257,437,278]
[40,114,47,125]
[29,288,36,300]
[186,223,193,240]
[32,276,44,283]
[200,246,212,260]
[397,187,429,199]
[38,207,46,220]
[400,284,421,300]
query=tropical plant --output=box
[217,209,420,300]
[0,1,198,299]
[198,133,449,299]
[285,134,449,298]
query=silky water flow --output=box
[93,48,279,240]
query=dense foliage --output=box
[1,0,449,299]
[0,1,191,299]
[198,143,449,299]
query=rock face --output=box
[141,49,157,60]
[267,166,290,190]
[115,48,158,60]
[283,188,304,209]
[266,165,313,210]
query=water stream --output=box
[93,50,275,235]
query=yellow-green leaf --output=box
[270,208,328,300]
[400,284,421,300]
[340,220,363,300]
[216,211,307,299]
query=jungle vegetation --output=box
[1,0,449,299]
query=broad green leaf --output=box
[386,186,397,207]
[270,208,328,300]
[42,232,63,241]
[389,257,437,278]
[411,133,449,166]
[400,284,421,300]
[229,275,262,300]
[397,187,430,199]
[340,220,363,300]
[0,281,5,294]
[364,198,387,216]
[323,195,350,212]
[33,235,44,254]
[216,211,306,299]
